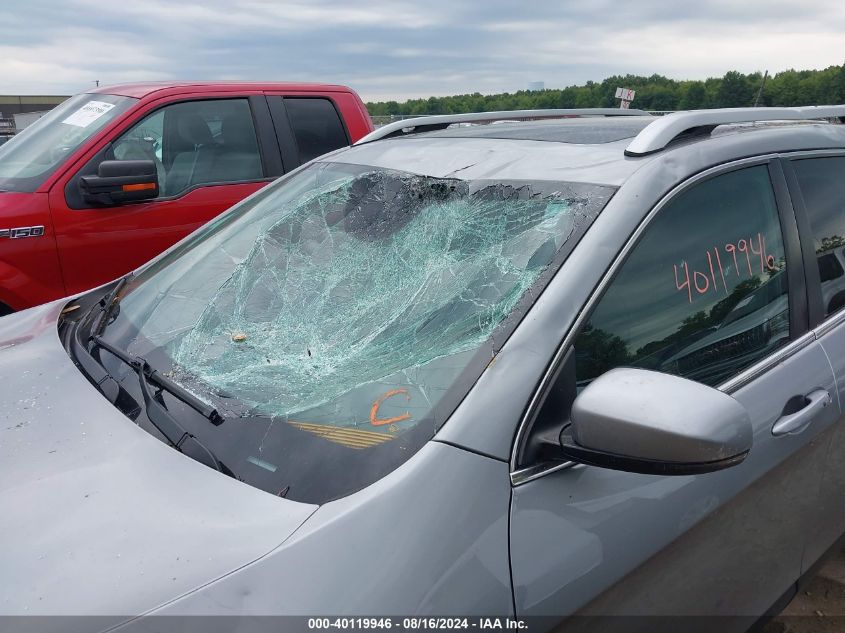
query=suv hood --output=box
[0,301,317,620]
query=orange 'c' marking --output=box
[370,388,411,426]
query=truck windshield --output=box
[93,161,613,503]
[0,93,136,192]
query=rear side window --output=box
[792,157,845,317]
[284,98,349,164]
[574,165,789,388]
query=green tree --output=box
[365,66,844,116]
[678,82,707,109]
[715,70,754,107]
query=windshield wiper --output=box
[64,320,120,403]
[91,335,227,473]
[91,274,132,337]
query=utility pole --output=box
[753,70,768,107]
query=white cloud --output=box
[71,0,441,33]
[0,25,174,93]
[0,0,842,100]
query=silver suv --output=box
[2,106,845,632]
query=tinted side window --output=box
[112,98,263,198]
[574,165,789,388]
[284,98,349,164]
[792,157,845,317]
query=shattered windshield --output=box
[100,161,613,502]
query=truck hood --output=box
[0,301,317,622]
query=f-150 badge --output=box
[0,226,45,239]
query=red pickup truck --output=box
[0,81,373,314]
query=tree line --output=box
[366,66,845,116]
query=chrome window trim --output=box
[510,153,797,486]
[779,149,845,161]
[511,460,580,487]
[718,332,815,393]
[815,309,845,339]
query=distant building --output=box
[0,95,68,134]
[0,95,68,117]
[527,81,545,92]
[13,111,48,131]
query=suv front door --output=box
[509,161,838,630]
[48,95,283,295]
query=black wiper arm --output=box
[92,335,225,425]
[65,321,120,403]
[92,274,132,337]
[91,336,227,472]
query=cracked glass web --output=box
[121,163,611,434]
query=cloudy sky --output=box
[3,0,843,102]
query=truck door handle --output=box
[772,389,832,436]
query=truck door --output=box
[48,95,283,295]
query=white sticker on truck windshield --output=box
[62,101,116,128]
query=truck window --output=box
[792,157,845,317]
[284,98,349,164]
[0,93,135,193]
[112,99,264,198]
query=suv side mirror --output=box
[561,368,752,475]
[80,159,159,206]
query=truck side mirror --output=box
[560,368,752,475]
[80,160,159,206]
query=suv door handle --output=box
[772,389,832,436]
